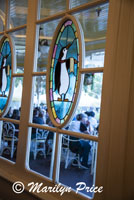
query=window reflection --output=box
[33,76,46,108]
[40,0,66,19]
[71,0,92,8]
[10,77,23,111]
[37,20,60,72]
[10,29,26,73]
[74,3,109,68]
[0,0,6,32]
[9,0,28,28]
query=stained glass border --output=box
[46,15,85,128]
[0,35,16,117]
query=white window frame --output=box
[0,0,134,200]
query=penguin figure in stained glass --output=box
[54,43,77,101]
[0,54,10,97]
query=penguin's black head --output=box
[59,43,72,59]
[59,47,66,59]
[1,54,9,66]
[2,56,6,66]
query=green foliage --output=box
[83,73,103,99]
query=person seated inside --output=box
[85,110,98,132]
[38,110,46,124]
[11,109,20,136]
[4,107,13,118]
[69,113,91,169]
[32,108,45,140]
[45,116,54,155]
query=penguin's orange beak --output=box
[66,43,71,49]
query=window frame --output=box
[0,1,107,200]
[2,0,133,200]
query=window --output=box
[0,1,109,200]
[0,0,26,162]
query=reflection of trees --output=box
[35,76,46,105]
[15,77,23,88]
[15,69,23,88]
[14,68,46,105]
[83,73,102,99]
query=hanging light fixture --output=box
[38,27,49,58]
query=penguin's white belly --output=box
[2,69,7,92]
[59,63,69,95]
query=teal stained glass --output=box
[0,37,12,114]
[49,19,80,125]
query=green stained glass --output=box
[51,101,54,107]
[50,69,53,81]
[77,39,79,54]
[72,23,76,32]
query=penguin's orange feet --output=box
[64,99,69,102]
[57,98,62,101]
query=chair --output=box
[62,135,81,169]
[31,129,49,160]
[1,122,18,158]
[90,129,98,175]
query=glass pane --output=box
[10,29,26,73]
[0,0,6,31]
[74,3,109,68]
[0,77,23,162]
[67,73,103,134]
[32,76,54,124]
[4,77,23,118]
[29,127,55,179]
[36,20,60,72]
[9,0,28,28]
[71,0,92,8]
[33,76,46,110]
[85,51,105,68]
[31,76,57,178]
[11,77,23,111]
[32,76,53,125]
[40,0,66,19]
[60,134,98,198]
[0,120,19,162]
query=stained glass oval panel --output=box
[47,16,84,127]
[0,36,14,116]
